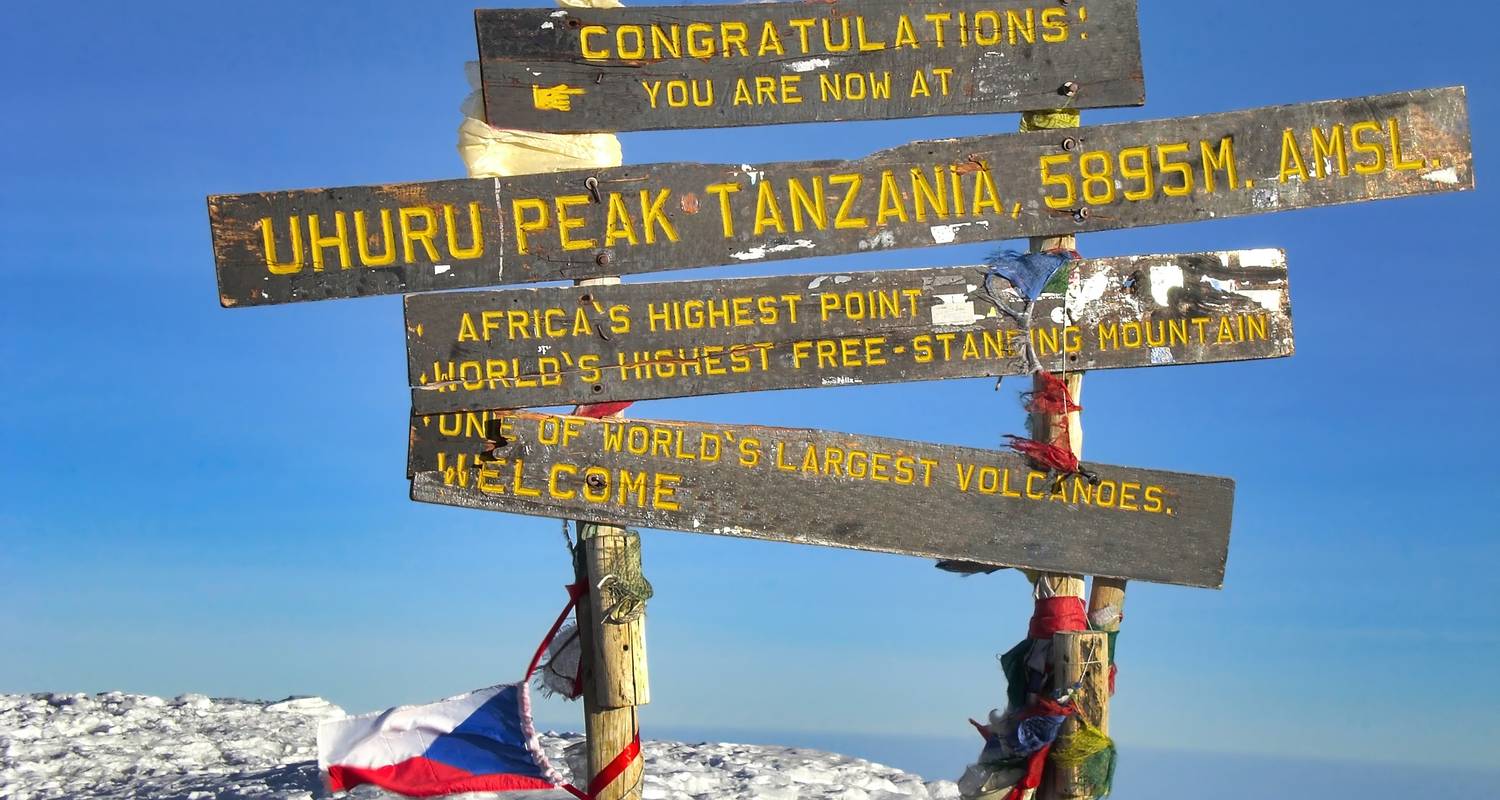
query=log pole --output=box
[1044,630,1113,800]
[1020,108,1121,800]
[575,275,647,800]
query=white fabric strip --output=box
[317,685,502,770]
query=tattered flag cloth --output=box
[983,250,1078,302]
[318,684,562,797]
[317,585,618,799]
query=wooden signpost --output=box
[405,249,1293,413]
[209,87,1471,307]
[472,0,1145,133]
[407,410,1235,589]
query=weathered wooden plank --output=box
[474,0,1145,133]
[210,87,1471,307]
[406,249,1293,413]
[408,411,1235,588]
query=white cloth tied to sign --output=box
[457,0,624,179]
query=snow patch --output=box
[0,692,958,800]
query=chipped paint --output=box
[540,21,554,29]
[929,220,989,244]
[859,230,896,251]
[434,264,451,275]
[1422,166,1460,184]
[931,293,981,326]
[1236,248,1282,269]
[1251,188,1280,209]
[730,239,815,261]
[807,275,853,290]
[1068,271,1114,307]
[821,376,862,386]
[1233,289,1284,313]
[785,58,831,73]
[1149,265,1184,306]
[1150,347,1174,364]
[739,164,764,185]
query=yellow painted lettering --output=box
[399,207,440,263]
[1278,129,1310,183]
[511,198,550,255]
[753,181,787,235]
[829,173,867,229]
[353,209,396,266]
[787,177,827,232]
[640,189,678,243]
[444,202,484,259]
[308,212,351,271]
[605,193,638,247]
[260,216,304,275]
[555,194,594,251]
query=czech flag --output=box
[317,683,568,797]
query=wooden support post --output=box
[574,276,646,800]
[1020,108,1112,800]
[1086,576,1127,734]
[1044,631,1113,800]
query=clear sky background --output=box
[2,0,1496,790]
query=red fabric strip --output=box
[1028,596,1088,640]
[1004,743,1055,800]
[525,583,588,681]
[1005,435,1082,475]
[327,757,554,797]
[574,401,632,419]
[590,733,642,796]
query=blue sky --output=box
[1,0,1496,784]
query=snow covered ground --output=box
[0,693,960,800]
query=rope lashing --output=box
[1050,720,1117,799]
[597,528,652,625]
[1020,109,1082,132]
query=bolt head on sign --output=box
[472,0,1146,133]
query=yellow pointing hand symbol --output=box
[532,84,586,112]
